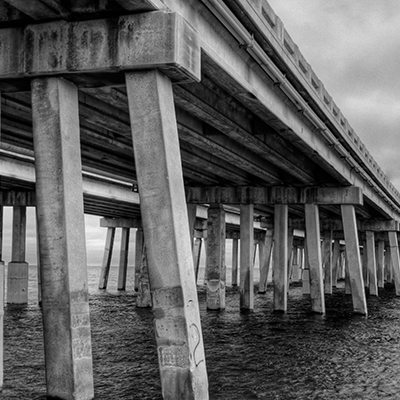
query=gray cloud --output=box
[268,0,400,189]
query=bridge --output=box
[1,0,400,398]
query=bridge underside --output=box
[1,0,400,399]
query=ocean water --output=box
[2,264,400,399]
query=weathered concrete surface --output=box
[273,204,288,311]
[341,205,367,315]
[126,69,208,399]
[305,204,325,314]
[32,77,94,399]
[240,204,254,310]
[98,227,116,290]
[206,205,226,310]
[0,11,200,84]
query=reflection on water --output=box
[3,265,400,399]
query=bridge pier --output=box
[258,229,273,293]
[341,205,367,314]
[32,77,94,399]
[126,69,208,399]
[376,239,385,289]
[323,230,333,294]
[273,204,288,312]
[366,231,378,296]
[206,204,226,310]
[231,237,239,287]
[0,206,4,389]
[98,227,116,289]
[7,205,29,304]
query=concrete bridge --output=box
[1,0,400,398]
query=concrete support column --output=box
[385,245,393,283]
[7,205,29,304]
[273,204,288,312]
[258,229,273,294]
[240,204,254,311]
[344,249,352,295]
[366,231,378,296]
[0,205,4,388]
[341,205,367,315]
[206,205,226,310]
[193,237,203,283]
[322,230,333,294]
[388,232,400,295]
[32,77,94,399]
[231,238,239,287]
[136,241,152,308]
[126,69,208,399]
[98,227,116,289]
[134,227,144,291]
[332,239,340,287]
[117,227,130,290]
[291,245,300,283]
[302,239,311,295]
[376,239,385,288]
[287,228,294,285]
[305,204,325,314]
[362,241,369,288]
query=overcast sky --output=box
[268,0,400,189]
[3,1,400,266]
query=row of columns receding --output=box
[2,71,400,399]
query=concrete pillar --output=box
[240,204,254,311]
[117,227,130,290]
[134,227,144,291]
[206,204,226,310]
[305,204,325,314]
[36,212,42,305]
[344,249,352,294]
[362,241,369,288]
[376,239,385,289]
[231,238,239,286]
[341,205,367,315]
[258,229,273,293]
[193,237,202,283]
[136,241,152,308]
[98,227,116,289]
[7,206,29,304]
[291,245,300,283]
[287,229,294,285]
[273,204,288,311]
[366,231,378,296]
[388,232,400,295]
[0,206,4,388]
[126,69,208,399]
[302,239,311,295]
[32,77,94,399]
[385,245,393,283]
[332,239,340,287]
[322,230,333,294]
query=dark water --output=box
[3,266,400,399]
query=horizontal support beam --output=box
[0,190,36,206]
[0,11,199,85]
[261,217,399,232]
[186,186,363,205]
